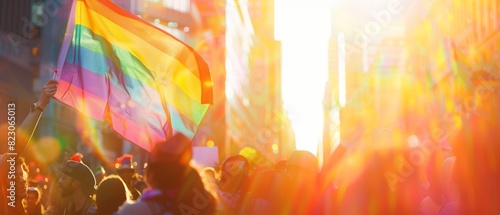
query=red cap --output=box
[70,153,84,162]
[115,154,136,170]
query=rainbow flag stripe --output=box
[54,0,213,152]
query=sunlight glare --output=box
[276,0,332,155]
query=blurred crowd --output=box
[1,69,499,215]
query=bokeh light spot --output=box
[207,140,215,148]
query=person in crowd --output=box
[200,167,219,200]
[216,155,250,213]
[437,156,459,215]
[242,169,284,214]
[115,154,142,200]
[25,186,45,215]
[0,157,29,215]
[44,178,67,215]
[117,133,216,215]
[420,140,447,215]
[273,160,287,176]
[337,145,426,214]
[1,79,57,215]
[447,70,500,214]
[202,167,217,181]
[58,156,97,215]
[95,175,131,215]
[200,167,224,214]
[420,165,444,214]
[280,150,320,215]
[440,156,458,204]
[93,165,106,185]
[133,174,148,195]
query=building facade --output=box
[405,0,500,142]
[326,0,425,160]
[224,0,290,166]
[0,0,37,154]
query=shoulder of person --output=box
[116,201,153,215]
[86,203,97,215]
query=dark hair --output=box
[96,175,131,214]
[146,166,216,215]
[218,155,249,192]
[146,133,193,190]
[146,162,186,190]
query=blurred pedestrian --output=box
[280,150,320,215]
[25,186,45,215]
[216,155,250,213]
[93,165,106,185]
[115,154,142,200]
[242,169,284,214]
[58,157,97,215]
[336,146,426,214]
[1,79,57,215]
[1,157,29,215]
[117,133,216,215]
[95,175,131,215]
[449,70,500,214]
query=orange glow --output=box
[31,137,61,164]
[6,0,499,214]
[207,140,215,147]
[275,0,500,214]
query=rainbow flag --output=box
[54,0,213,152]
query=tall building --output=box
[326,0,423,156]
[223,0,288,166]
[224,0,257,159]
[248,0,290,162]
[0,0,51,155]
[409,0,500,88]
[190,0,227,161]
[405,0,500,140]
